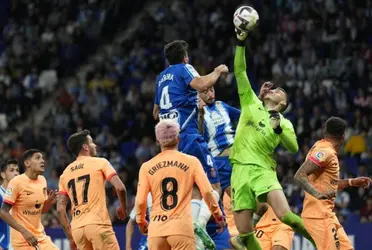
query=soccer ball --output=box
[233,6,259,32]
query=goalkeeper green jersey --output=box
[229,46,298,170]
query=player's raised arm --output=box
[234,30,260,107]
[193,157,224,225]
[189,64,228,92]
[135,165,150,227]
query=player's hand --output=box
[215,215,226,233]
[0,246,4,250]
[47,189,58,204]
[268,110,282,134]
[316,191,336,200]
[350,177,372,188]
[21,230,38,247]
[258,81,274,100]
[116,206,128,220]
[235,28,248,41]
[214,64,229,75]
[138,221,149,235]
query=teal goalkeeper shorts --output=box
[230,163,282,211]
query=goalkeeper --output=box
[229,29,316,250]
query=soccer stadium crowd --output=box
[0,0,372,230]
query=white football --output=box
[233,6,259,32]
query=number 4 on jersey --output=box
[160,86,173,109]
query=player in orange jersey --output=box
[57,130,128,250]
[0,149,58,250]
[254,205,294,250]
[135,119,226,250]
[295,117,372,250]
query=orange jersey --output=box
[59,156,117,230]
[302,139,339,219]
[3,174,49,245]
[256,206,282,229]
[135,150,222,238]
[223,194,238,237]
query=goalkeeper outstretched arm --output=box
[279,122,299,154]
[234,30,260,108]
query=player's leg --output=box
[86,224,119,250]
[214,156,232,195]
[230,163,262,250]
[148,237,171,250]
[303,217,340,250]
[223,194,239,237]
[266,190,315,246]
[250,165,315,247]
[332,215,353,250]
[271,225,294,250]
[71,226,94,250]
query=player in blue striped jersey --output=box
[153,40,229,249]
[198,87,240,250]
[0,160,19,250]
[126,194,152,250]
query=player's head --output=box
[199,87,215,105]
[0,159,19,186]
[19,149,45,174]
[67,130,97,157]
[164,40,189,65]
[324,117,347,142]
[263,87,289,112]
[155,119,180,149]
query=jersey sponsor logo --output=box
[246,120,267,136]
[315,152,325,160]
[211,111,225,126]
[159,110,179,121]
[5,187,12,196]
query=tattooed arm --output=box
[294,159,335,200]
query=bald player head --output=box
[155,119,181,150]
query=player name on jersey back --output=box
[136,150,209,238]
[59,156,117,229]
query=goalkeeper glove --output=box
[235,28,247,41]
[268,110,283,134]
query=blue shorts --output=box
[179,133,220,184]
[214,156,232,192]
[138,235,148,250]
[210,227,231,250]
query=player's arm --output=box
[135,165,150,226]
[56,194,74,241]
[234,35,261,108]
[337,177,372,190]
[109,175,128,215]
[153,77,160,120]
[153,104,160,121]
[294,158,335,200]
[0,203,30,236]
[125,209,136,250]
[193,158,223,221]
[278,119,299,154]
[42,189,58,214]
[184,64,228,92]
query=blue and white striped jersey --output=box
[202,101,241,157]
[0,186,10,250]
[130,193,152,221]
